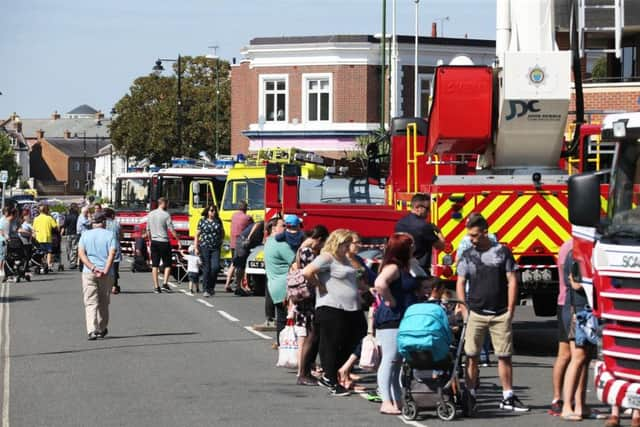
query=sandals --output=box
[561,413,583,422]
[605,415,620,427]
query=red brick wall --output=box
[570,85,640,124]
[231,62,381,154]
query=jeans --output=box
[199,247,220,293]
[265,286,275,320]
[63,234,79,267]
[376,328,402,403]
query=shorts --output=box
[38,242,53,254]
[188,272,200,283]
[150,241,172,268]
[0,240,5,262]
[557,305,569,343]
[464,310,513,358]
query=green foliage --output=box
[591,56,607,80]
[49,203,67,214]
[110,56,230,163]
[353,128,389,159]
[0,133,21,187]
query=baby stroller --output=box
[4,238,31,282]
[398,299,473,421]
[30,240,49,274]
[51,229,64,272]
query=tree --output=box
[110,56,230,163]
[591,56,607,81]
[0,133,21,187]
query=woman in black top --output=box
[194,205,224,297]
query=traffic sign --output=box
[0,170,7,184]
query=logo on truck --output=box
[505,100,541,120]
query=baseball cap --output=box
[284,214,301,227]
[92,211,107,223]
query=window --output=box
[86,161,91,171]
[260,75,288,122]
[74,161,80,172]
[73,180,80,189]
[622,46,637,80]
[417,74,434,117]
[304,75,331,122]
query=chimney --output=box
[36,129,45,139]
[10,112,17,121]
[51,110,60,120]
[15,120,22,133]
[95,110,104,120]
[432,23,438,38]
[64,129,71,139]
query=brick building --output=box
[231,34,495,156]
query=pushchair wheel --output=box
[436,401,456,421]
[402,401,418,421]
[40,268,46,275]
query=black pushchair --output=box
[30,240,49,274]
[398,299,474,421]
[4,238,31,282]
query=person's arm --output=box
[166,215,178,241]
[194,220,201,256]
[78,245,91,271]
[302,254,329,295]
[430,223,446,251]
[374,264,400,308]
[506,271,518,318]
[100,248,116,277]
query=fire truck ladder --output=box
[578,0,624,59]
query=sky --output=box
[0,0,495,119]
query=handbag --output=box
[359,334,381,371]
[276,322,299,369]
[286,249,312,303]
[575,305,599,346]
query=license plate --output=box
[627,392,640,409]
[123,233,132,238]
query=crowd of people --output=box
[2,192,639,424]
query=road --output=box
[0,263,613,427]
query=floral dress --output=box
[294,246,317,330]
[197,217,223,250]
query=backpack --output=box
[397,302,452,364]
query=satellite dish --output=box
[449,55,474,66]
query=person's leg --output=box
[200,247,212,294]
[97,276,113,334]
[70,235,79,267]
[209,249,221,292]
[552,341,571,404]
[572,347,589,416]
[316,306,344,385]
[82,273,99,334]
[561,341,586,418]
[275,302,287,346]
[300,313,319,377]
[225,264,235,291]
[464,311,489,393]
[488,311,516,397]
[265,286,275,321]
[376,328,401,414]
[150,242,160,290]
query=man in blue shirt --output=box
[78,211,117,340]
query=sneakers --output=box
[96,328,108,339]
[112,285,121,295]
[203,291,212,298]
[548,400,562,416]
[87,331,99,340]
[153,287,161,294]
[317,375,334,389]
[161,284,172,292]
[329,384,351,397]
[500,395,530,412]
[252,319,277,332]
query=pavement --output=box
[0,262,617,427]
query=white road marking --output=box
[2,281,10,427]
[217,310,239,322]
[167,282,178,288]
[244,326,272,340]
[196,299,214,308]
[178,289,189,295]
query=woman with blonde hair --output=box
[303,228,362,397]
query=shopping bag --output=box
[359,334,381,371]
[276,325,299,369]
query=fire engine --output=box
[114,158,230,254]
[568,112,640,412]
[263,0,610,316]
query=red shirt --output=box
[557,239,573,306]
[230,211,252,249]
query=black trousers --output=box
[316,306,362,384]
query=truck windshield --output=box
[222,178,265,211]
[299,177,386,204]
[607,141,640,238]
[159,176,188,213]
[115,178,150,210]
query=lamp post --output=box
[414,0,420,117]
[436,16,450,37]
[152,55,183,148]
[207,46,220,158]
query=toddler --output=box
[183,245,201,294]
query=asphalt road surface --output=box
[0,264,615,427]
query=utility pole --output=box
[380,0,387,130]
[208,45,220,158]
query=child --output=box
[183,245,201,294]
[132,227,151,273]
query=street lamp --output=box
[152,55,183,148]
[414,0,420,117]
[436,16,450,37]
[207,46,220,158]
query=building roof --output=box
[66,104,99,115]
[0,126,28,150]
[5,117,111,139]
[250,34,495,48]
[45,137,110,158]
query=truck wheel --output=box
[532,294,556,316]
[248,275,265,296]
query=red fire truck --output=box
[568,112,640,412]
[114,159,229,254]
[264,0,609,316]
